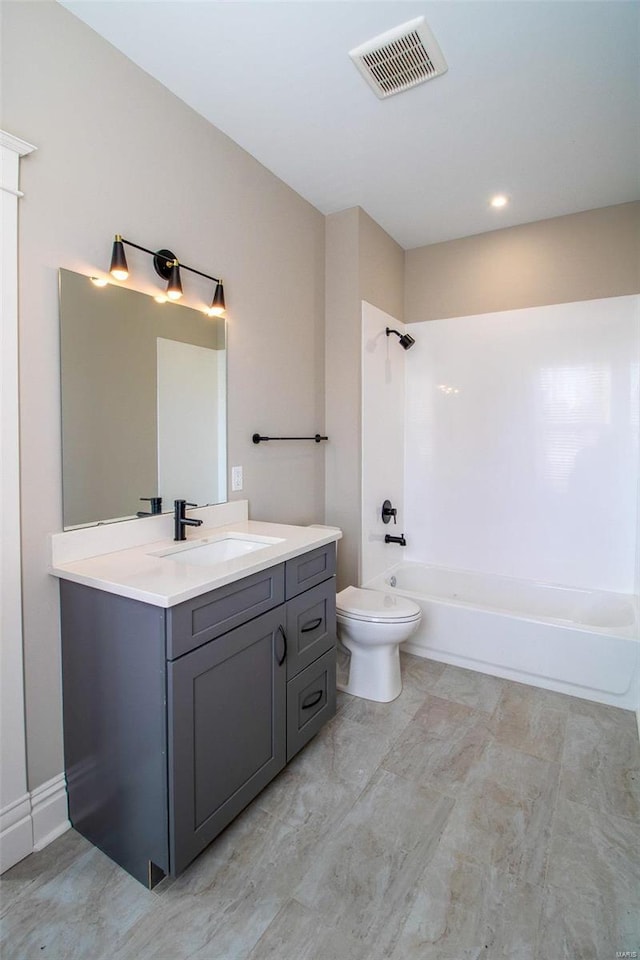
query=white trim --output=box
[0,776,70,873]
[0,793,33,874]
[0,129,36,874]
[0,185,24,198]
[0,131,37,156]
[31,774,70,852]
[0,792,32,829]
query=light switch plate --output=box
[231,465,243,492]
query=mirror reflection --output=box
[59,269,227,529]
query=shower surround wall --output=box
[360,302,407,586]
[360,294,639,706]
[403,295,640,593]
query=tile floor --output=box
[1,654,639,960]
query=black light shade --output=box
[109,236,128,280]
[166,261,183,300]
[209,282,226,316]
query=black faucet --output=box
[174,500,204,541]
[385,533,407,546]
[137,496,163,517]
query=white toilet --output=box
[336,586,422,703]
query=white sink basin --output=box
[151,534,283,567]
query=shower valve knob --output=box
[381,499,397,524]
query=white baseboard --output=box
[0,792,33,874]
[31,773,70,851]
[0,773,70,873]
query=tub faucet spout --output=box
[385,533,407,547]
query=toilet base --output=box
[337,639,402,703]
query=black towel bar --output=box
[252,433,328,444]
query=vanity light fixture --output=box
[208,281,226,317]
[108,235,226,314]
[166,260,183,301]
[109,235,129,280]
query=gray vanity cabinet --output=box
[60,542,337,888]
[169,606,286,876]
[60,582,170,886]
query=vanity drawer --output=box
[166,564,285,659]
[286,648,336,762]
[285,543,336,600]
[285,579,336,680]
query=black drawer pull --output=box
[301,690,324,710]
[301,616,323,634]
[276,625,287,666]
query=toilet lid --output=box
[336,586,421,624]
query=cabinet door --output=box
[168,606,286,875]
[285,578,336,680]
[287,648,337,762]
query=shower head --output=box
[386,327,416,350]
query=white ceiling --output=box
[60,0,640,250]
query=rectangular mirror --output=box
[59,268,227,529]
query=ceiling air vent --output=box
[349,16,448,99]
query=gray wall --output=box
[358,209,405,322]
[325,208,405,590]
[1,0,325,790]
[405,202,640,322]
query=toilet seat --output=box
[336,586,421,625]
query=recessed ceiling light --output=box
[490,194,509,209]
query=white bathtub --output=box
[366,562,639,710]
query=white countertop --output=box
[50,517,341,607]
